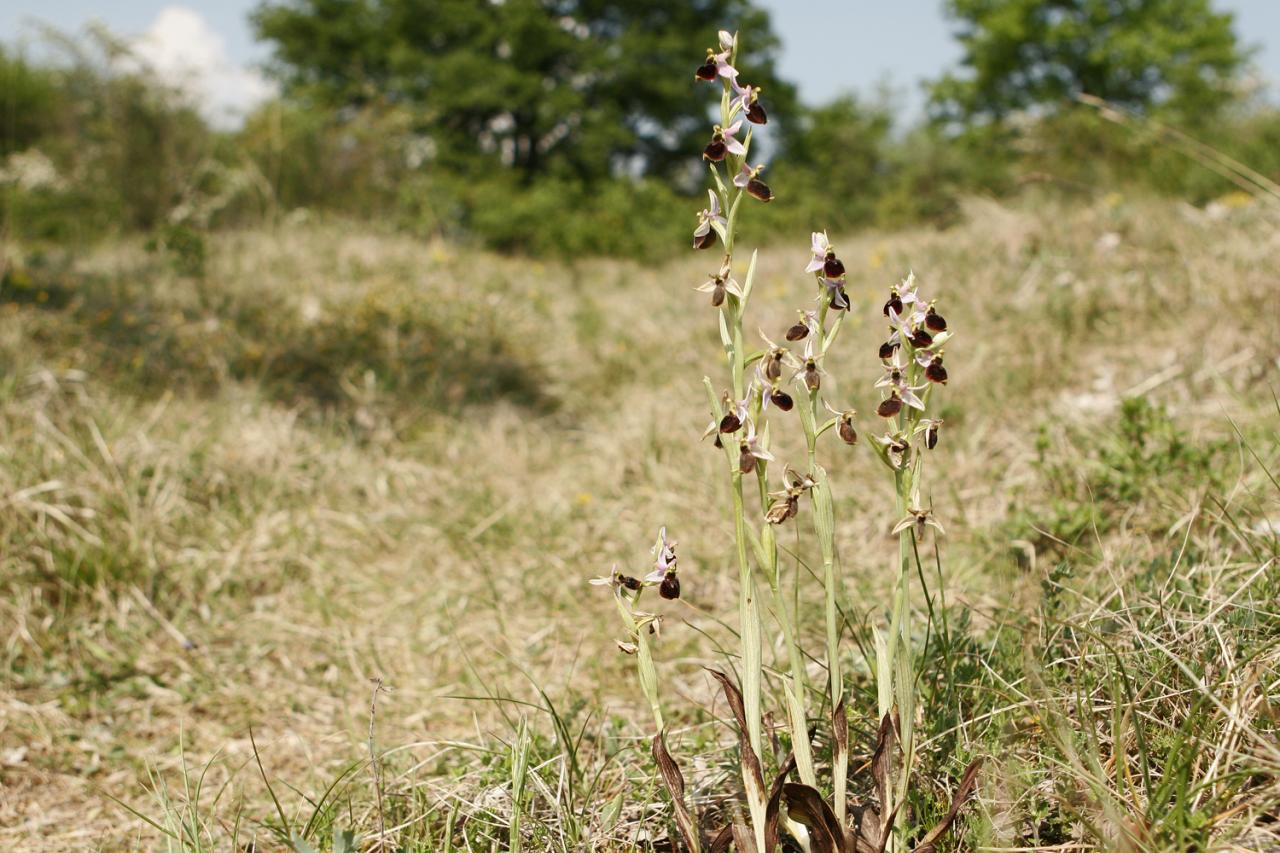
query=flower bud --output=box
[659,571,681,600]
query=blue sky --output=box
[3,0,1278,125]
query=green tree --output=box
[251,0,798,183]
[928,0,1246,126]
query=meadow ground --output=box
[1,194,1278,851]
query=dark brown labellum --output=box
[746,101,767,124]
[830,286,850,311]
[659,572,681,600]
[695,61,717,81]
[838,418,858,445]
[925,358,948,384]
[823,253,845,278]
[785,495,799,519]
[909,329,934,348]
[771,390,794,411]
[713,434,723,449]
[785,323,809,342]
[710,283,726,306]
[884,295,903,317]
[620,575,642,591]
[804,364,821,392]
[745,178,773,202]
[925,308,947,332]
[693,230,717,250]
[765,353,783,381]
[703,138,727,161]
[926,425,939,450]
[719,412,742,434]
[878,340,899,360]
[877,396,903,418]
[739,445,757,474]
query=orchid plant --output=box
[591,28,978,853]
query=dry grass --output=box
[1,192,1277,850]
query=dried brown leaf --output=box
[707,669,767,809]
[652,730,702,852]
[910,758,982,853]
[781,783,846,853]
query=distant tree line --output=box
[2,0,1277,257]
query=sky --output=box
[2,0,1278,127]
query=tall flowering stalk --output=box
[869,273,954,851]
[693,29,776,851]
[591,27,979,853]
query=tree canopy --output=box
[928,0,1246,125]
[252,0,797,183]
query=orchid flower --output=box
[824,399,859,445]
[733,162,773,202]
[738,419,774,474]
[695,263,743,306]
[892,505,945,538]
[731,79,767,124]
[805,232,831,273]
[785,310,819,342]
[693,190,725,249]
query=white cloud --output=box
[131,6,275,129]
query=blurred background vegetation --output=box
[2,0,1278,261]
